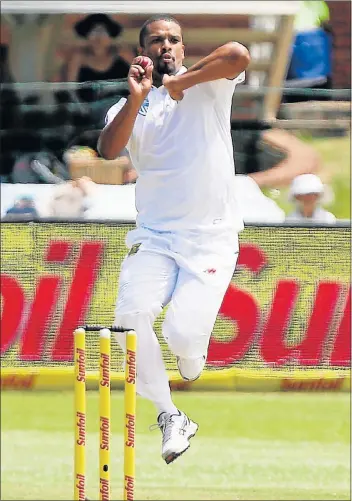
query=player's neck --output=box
[153,67,183,88]
[152,71,164,88]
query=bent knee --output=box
[163,321,209,358]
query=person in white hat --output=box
[286,173,336,223]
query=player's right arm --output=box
[98,96,141,159]
[162,42,249,101]
[98,58,153,160]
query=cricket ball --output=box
[135,56,153,69]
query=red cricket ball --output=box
[135,56,153,69]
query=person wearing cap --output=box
[286,173,336,223]
[66,14,130,99]
[3,195,39,220]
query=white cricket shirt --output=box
[105,66,245,235]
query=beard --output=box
[155,58,177,75]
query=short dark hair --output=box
[139,14,181,47]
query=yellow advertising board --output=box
[1,222,350,391]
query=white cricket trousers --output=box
[114,227,239,415]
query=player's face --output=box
[141,20,185,76]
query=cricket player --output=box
[98,14,250,464]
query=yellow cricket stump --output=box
[99,329,111,501]
[74,328,86,501]
[74,326,137,500]
[124,331,137,501]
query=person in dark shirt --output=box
[67,14,130,101]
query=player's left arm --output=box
[163,42,250,99]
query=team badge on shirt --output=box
[138,98,149,116]
[128,243,141,256]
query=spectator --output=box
[286,173,336,223]
[293,1,332,38]
[46,175,138,220]
[48,176,95,218]
[3,195,39,220]
[285,0,333,102]
[65,14,130,101]
[11,151,70,184]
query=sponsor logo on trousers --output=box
[100,478,110,500]
[125,413,135,448]
[125,475,134,500]
[76,473,85,500]
[76,411,86,446]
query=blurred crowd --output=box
[0,6,340,224]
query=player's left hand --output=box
[162,75,184,101]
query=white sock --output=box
[157,402,179,417]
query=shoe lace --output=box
[149,414,180,444]
[149,423,161,432]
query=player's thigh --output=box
[116,250,178,317]
[163,257,237,356]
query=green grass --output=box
[267,135,351,220]
[1,391,350,500]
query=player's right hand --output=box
[128,57,153,102]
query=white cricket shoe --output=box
[153,411,199,464]
[176,356,206,381]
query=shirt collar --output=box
[176,65,188,75]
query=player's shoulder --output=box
[105,98,127,126]
[107,98,127,116]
